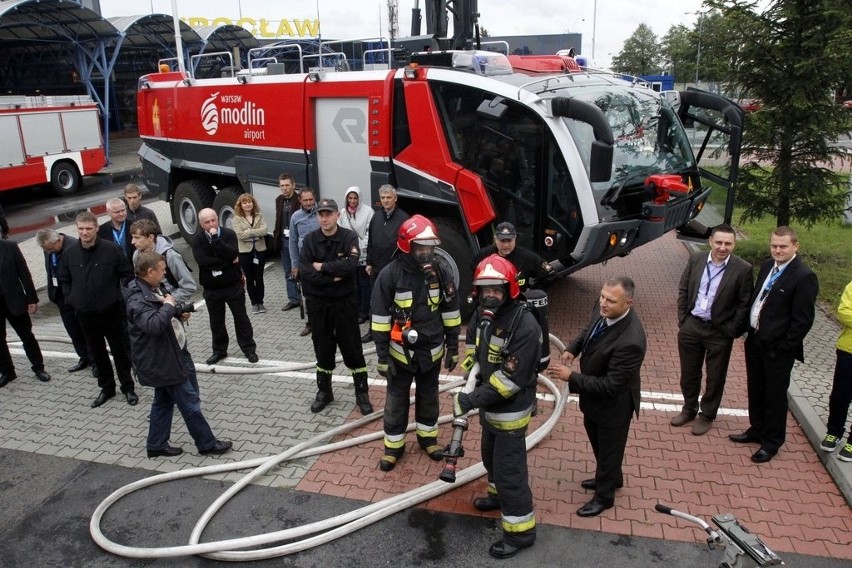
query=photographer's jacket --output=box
[463,302,541,430]
[123,279,188,388]
[372,254,461,370]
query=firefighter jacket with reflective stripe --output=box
[464,302,541,430]
[298,226,360,299]
[371,254,461,371]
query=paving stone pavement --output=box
[2,183,851,561]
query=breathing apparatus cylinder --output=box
[439,362,480,483]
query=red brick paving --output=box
[298,232,852,560]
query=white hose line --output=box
[87,335,568,560]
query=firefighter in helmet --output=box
[453,254,540,559]
[371,215,461,471]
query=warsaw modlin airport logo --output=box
[201,92,267,141]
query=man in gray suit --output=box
[672,225,754,436]
[548,276,646,517]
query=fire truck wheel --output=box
[50,161,80,196]
[212,186,242,231]
[173,180,215,241]
[432,218,474,321]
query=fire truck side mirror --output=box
[551,97,614,183]
[477,96,508,120]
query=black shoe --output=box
[246,352,259,363]
[355,392,374,415]
[205,352,227,365]
[473,495,501,511]
[0,372,17,388]
[729,431,760,443]
[91,365,100,378]
[310,390,334,413]
[751,448,777,464]
[33,369,51,382]
[358,314,368,324]
[125,391,139,406]
[580,479,624,490]
[147,445,183,458]
[361,332,373,344]
[67,359,89,373]
[489,540,533,559]
[282,301,299,311]
[577,499,614,517]
[91,390,115,408]
[300,324,312,337]
[199,440,233,455]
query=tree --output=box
[611,24,663,76]
[660,24,692,84]
[708,0,852,227]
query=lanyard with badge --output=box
[759,266,783,301]
[699,262,727,310]
[50,252,59,288]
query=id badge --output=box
[699,298,708,310]
[283,229,290,238]
[212,270,223,277]
[52,277,59,287]
[253,256,260,265]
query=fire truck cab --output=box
[137,46,744,309]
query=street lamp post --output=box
[685,10,707,86]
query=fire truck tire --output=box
[173,180,215,241]
[50,161,80,196]
[431,218,475,321]
[212,186,243,231]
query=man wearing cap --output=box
[298,198,373,415]
[471,222,555,293]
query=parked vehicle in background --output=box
[0,95,105,196]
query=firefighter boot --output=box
[379,447,404,472]
[310,371,334,413]
[418,435,444,461]
[353,371,373,415]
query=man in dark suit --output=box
[548,276,646,517]
[0,239,51,386]
[35,229,93,374]
[730,226,818,463]
[672,225,754,436]
[97,198,134,258]
[191,208,257,365]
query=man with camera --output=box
[124,251,232,458]
[371,215,461,471]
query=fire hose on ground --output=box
[78,334,570,561]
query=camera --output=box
[174,301,196,315]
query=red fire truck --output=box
[0,95,105,195]
[137,44,743,307]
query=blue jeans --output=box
[827,349,852,440]
[146,350,216,451]
[280,237,300,304]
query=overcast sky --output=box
[100,0,715,67]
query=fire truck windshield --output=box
[561,87,696,193]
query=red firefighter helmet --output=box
[473,254,520,299]
[397,214,441,253]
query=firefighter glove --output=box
[377,358,396,380]
[452,392,472,417]
[444,348,459,372]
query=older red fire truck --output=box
[136,41,743,306]
[0,95,105,195]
